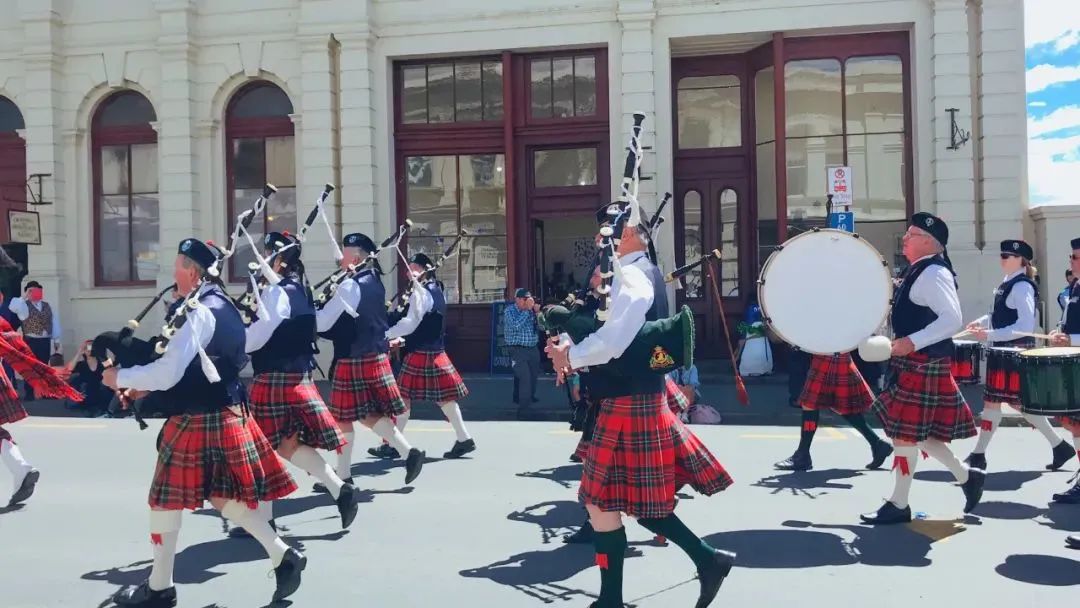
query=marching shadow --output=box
[347,458,401,479]
[914,470,1043,492]
[516,464,583,490]
[762,518,972,568]
[703,528,858,569]
[1036,503,1080,533]
[995,554,1080,586]
[356,486,416,504]
[752,469,865,499]
[0,503,25,515]
[507,500,587,544]
[970,500,1045,520]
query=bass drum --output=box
[758,228,892,355]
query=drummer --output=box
[1050,237,1080,517]
[964,240,1076,472]
[862,212,985,525]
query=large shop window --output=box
[529,54,598,119]
[754,67,778,267]
[405,154,507,304]
[401,60,504,124]
[92,90,159,285]
[677,75,742,149]
[225,81,296,279]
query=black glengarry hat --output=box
[344,232,376,254]
[910,212,949,246]
[178,238,218,269]
[1000,239,1033,260]
[410,252,434,269]
[1071,237,1080,250]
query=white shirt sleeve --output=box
[50,303,61,340]
[9,297,28,321]
[907,265,963,352]
[315,279,361,332]
[387,286,433,340]
[116,305,215,392]
[567,263,654,369]
[245,284,291,353]
[987,281,1036,342]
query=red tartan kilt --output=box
[665,377,690,414]
[983,345,1029,407]
[149,408,297,510]
[872,353,977,443]
[798,353,874,415]
[399,350,469,403]
[579,392,733,519]
[0,366,26,426]
[573,436,590,461]
[249,372,345,451]
[330,354,407,421]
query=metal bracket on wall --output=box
[2,173,53,206]
[946,108,970,151]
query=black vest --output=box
[1062,283,1080,334]
[991,273,1039,347]
[249,277,317,375]
[407,282,446,352]
[156,286,248,416]
[321,269,390,361]
[891,255,955,358]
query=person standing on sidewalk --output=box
[10,280,61,401]
[504,288,541,418]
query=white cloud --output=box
[1028,104,1080,138]
[1055,29,1080,52]
[1029,133,1080,205]
[1026,2,1080,48]
[1027,64,1080,92]
[1030,101,1048,107]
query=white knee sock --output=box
[0,438,31,479]
[373,418,413,455]
[287,445,343,500]
[337,432,355,480]
[920,439,970,483]
[221,500,289,567]
[889,445,918,509]
[440,401,471,442]
[257,500,274,522]
[973,408,1002,454]
[395,410,411,432]
[1022,413,1062,447]
[1073,434,1080,453]
[148,510,182,591]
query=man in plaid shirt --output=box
[503,288,541,416]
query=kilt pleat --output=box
[579,392,733,519]
[665,377,690,414]
[149,408,297,510]
[250,372,345,451]
[0,365,27,426]
[798,354,874,415]
[399,350,469,403]
[872,353,976,443]
[329,354,408,421]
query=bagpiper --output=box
[1048,237,1080,551]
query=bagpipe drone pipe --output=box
[386,229,468,327]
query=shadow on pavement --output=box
[507,500,586,544]
[995,554,1080,586]
[1039,503,1080,532]
[703,528,858,568]
[971,500,1045,520]
[0,503,25,515]
[914,469,1043,492]
[751,469,865,498]
[515,464,583,490]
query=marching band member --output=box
[315,233,425,487]
[237,232,359,536]
[547,201,735,608]
[104,238,305,606]
[386,253,475,459]
[1049,237,1080,527]
[965,239,1075,472]
[862,213,985,525]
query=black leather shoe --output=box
[337,483,359,529]
[367,444,400,460]
[405,448,425,484]
[113,582,177,607]
[774,451,812,471]
[964,452,987,471]
[272,548,307,602]
[569,453,583,463]
[1067,535,1080,549]
[1048,440,1076,471]
[8,469,39,506]
[443,439,476,459]
[860,501,912,525]
[313,478,353,495]
[562,521,594,544]
[1052,478,1080,504]
[962,468,986,513]
[867,442,894,470]
[695,549,736,608]
[228,519,276,539]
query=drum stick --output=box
[1012,331,1056,341]
[953,315,990,339]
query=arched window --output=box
[681,190,703,299]
[0,97,27,248]
[0,97,25,132]
[225,81,296,279]
[92,90,158,285]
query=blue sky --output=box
[1026,0,1080,206]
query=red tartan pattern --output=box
[0,426,11,442]
[329,354,407,421]
[798,353,875,415]
[148,408,297,510]
[983,343,1033,407]
[579,392,733,518]
[0,365,27,426]
[665,377,690,414]
[249,372,345,451]
[399,350,469,403]
[872,353,977,443]
[573,435,590,461]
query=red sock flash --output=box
[892,455,911,476]
[596,553,609,570]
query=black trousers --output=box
[23,337,51,400]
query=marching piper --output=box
[964,239,1075,472]
[236,232,359,537]
[103,238,305,606]
[1049,237,1080,525]
[385,252,475,459]
[861,213,986,525]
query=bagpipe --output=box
[312,220,411,310]
[386,229,468,326]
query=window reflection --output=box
[677,75,741,148]
[533,148,597,188]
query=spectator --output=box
[1059,269,1075,312]
[503,288,541,418]
[668,364,701,406]
[10,280,62,400]
[64,340,112,417]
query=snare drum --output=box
[984,347,1025,405]
[951,340,983,385]
[1018,347,1080,416]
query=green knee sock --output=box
[842,413,881,446]
[592,527,627,606]
[637,513,715,570]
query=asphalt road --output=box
[1,418,1078,607]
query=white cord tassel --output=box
[249,273,270,320]
[238,222,282,285]
[187,302,221,383]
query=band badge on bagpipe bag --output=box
[649,346,676,372]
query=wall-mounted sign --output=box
[8,210,41,245]
[826,166,853,207]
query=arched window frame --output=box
[678,188,704,300]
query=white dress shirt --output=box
[10,297,61,340]
[245,283,291,353]
[567,250,654,370]
[1060,287,1080,346]
[116,286,216,392]
[905,255,964,352]
[986,270,1037,343]
[387,285,433,340]
[315,279,361,332]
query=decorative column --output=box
[336,30,378,240]
[616,1,659,213]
